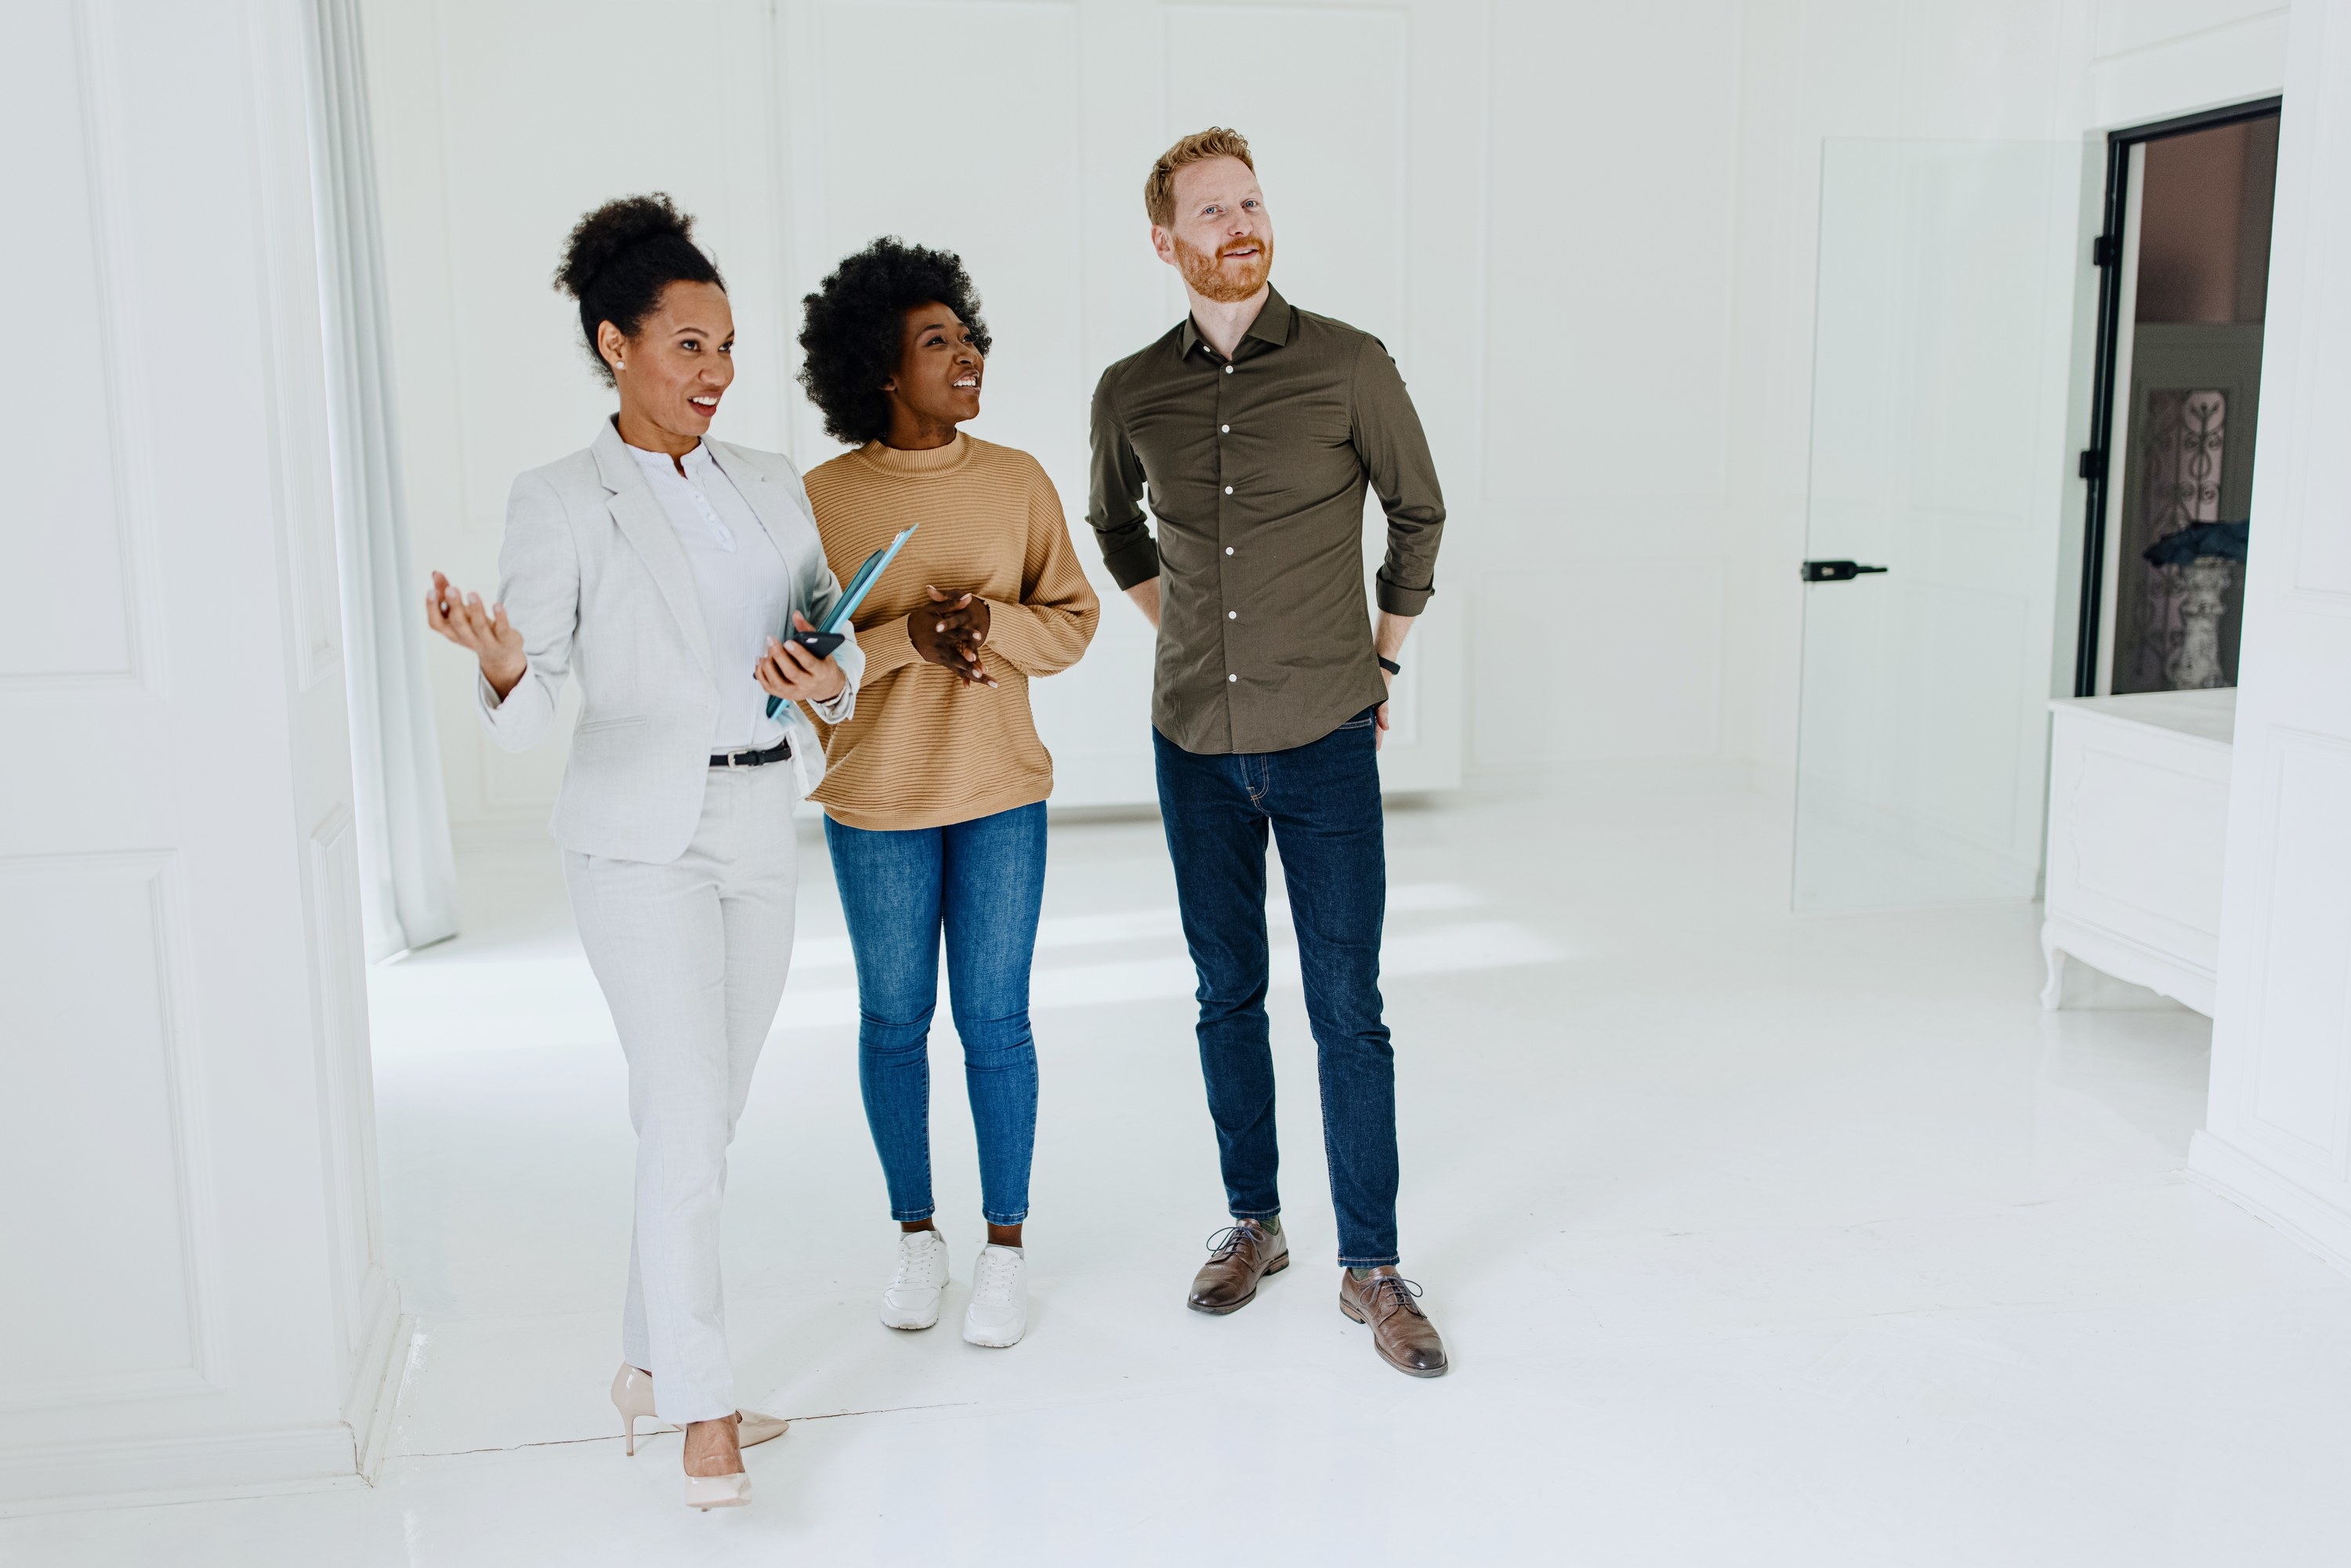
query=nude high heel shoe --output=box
[617,1371,753,1508]
[683,1471,752,1511]
[610,1363,666,1457]
[610,1364,789,1456]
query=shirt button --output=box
[1225,546,1235,556]
[1224,485,1234,494]
[1221,424,1231,433]
[1228,673,1237,683]
[1228,610,1237,620]
[1224,364,1235,375]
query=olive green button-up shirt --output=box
[1087,288,1446,755]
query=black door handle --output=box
[1801,559,1890,582]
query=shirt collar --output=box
[1179,285,1294,360]
[625,437,712,479]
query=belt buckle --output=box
[724,750,745,770]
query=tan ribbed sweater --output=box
[803,434,1100,830]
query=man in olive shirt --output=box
[1088,127,1448,1378]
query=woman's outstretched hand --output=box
[426,570,526,699]
[755,612,849,705]
[907,585,996,688]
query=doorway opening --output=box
[2075,100,2281,697]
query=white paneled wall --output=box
[0,0,401,1505]
[2190,0,2351,1274]
[2091,0,2289,124]
[1473,0,1742,771]
[368,0,1481,831]
[365,0,2291,829]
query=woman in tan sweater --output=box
[796,239,1099,1348]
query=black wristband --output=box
[1377,656,1401,675]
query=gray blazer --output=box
[477,422,864,864]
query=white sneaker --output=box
[962,1244,1027,1348]
[881,1229,949,1330]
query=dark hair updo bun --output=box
[554,194,725,383]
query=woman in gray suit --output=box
[425,195,858,1512]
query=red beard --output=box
[1173,233,1273,302]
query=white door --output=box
[1791,139,2081,911]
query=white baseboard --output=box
[350,1307,416,1482]
[0,1423,360,1515]
[1460,758,1772,797]
[2189,1128,2351,1278]
[0,1294,413,1512]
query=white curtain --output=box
[308,0,459,959]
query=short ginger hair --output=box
[1144,127,1255,226]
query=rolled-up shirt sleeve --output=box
[1086,370,1161,590]
[1352,336,1446,617]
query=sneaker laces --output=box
[893,1230,946,1288]
[972,1245,1021,1302]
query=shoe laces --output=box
[1204,1222,1262,1260]
[894,1230,946,1287]
[972,1245,1021,1302]
[1363,1273,1425,1317]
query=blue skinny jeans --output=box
[823,802,1045,1226]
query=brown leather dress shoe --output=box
[1186,1219,1290,1314]
[1339,1269,1448,1377]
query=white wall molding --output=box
[0,0,168,695]
[0,1426,363,1519]
[241,0,345,697]
[347,1303,414,1481]
[302,803,405,1447]
[2,0,400,1506]
[2091,5,2288,129]
[0,851,226,1416]
[2192,0,2351,1280]
[2190,1129,2351,1276]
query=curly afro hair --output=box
[798,237,991,446]
[555,194,724,384]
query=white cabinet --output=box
[2041,690,2235,1016]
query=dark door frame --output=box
[2073,94,2283,697]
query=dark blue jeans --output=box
[1154,708,1399,1267]
[822,802,1045,1226]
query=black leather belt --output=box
[711,738,792,770]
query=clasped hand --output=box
[755,613,849,704]
[909,585,997,688]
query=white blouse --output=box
[625,440,792,753]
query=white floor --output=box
[12,778,2351,1564]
